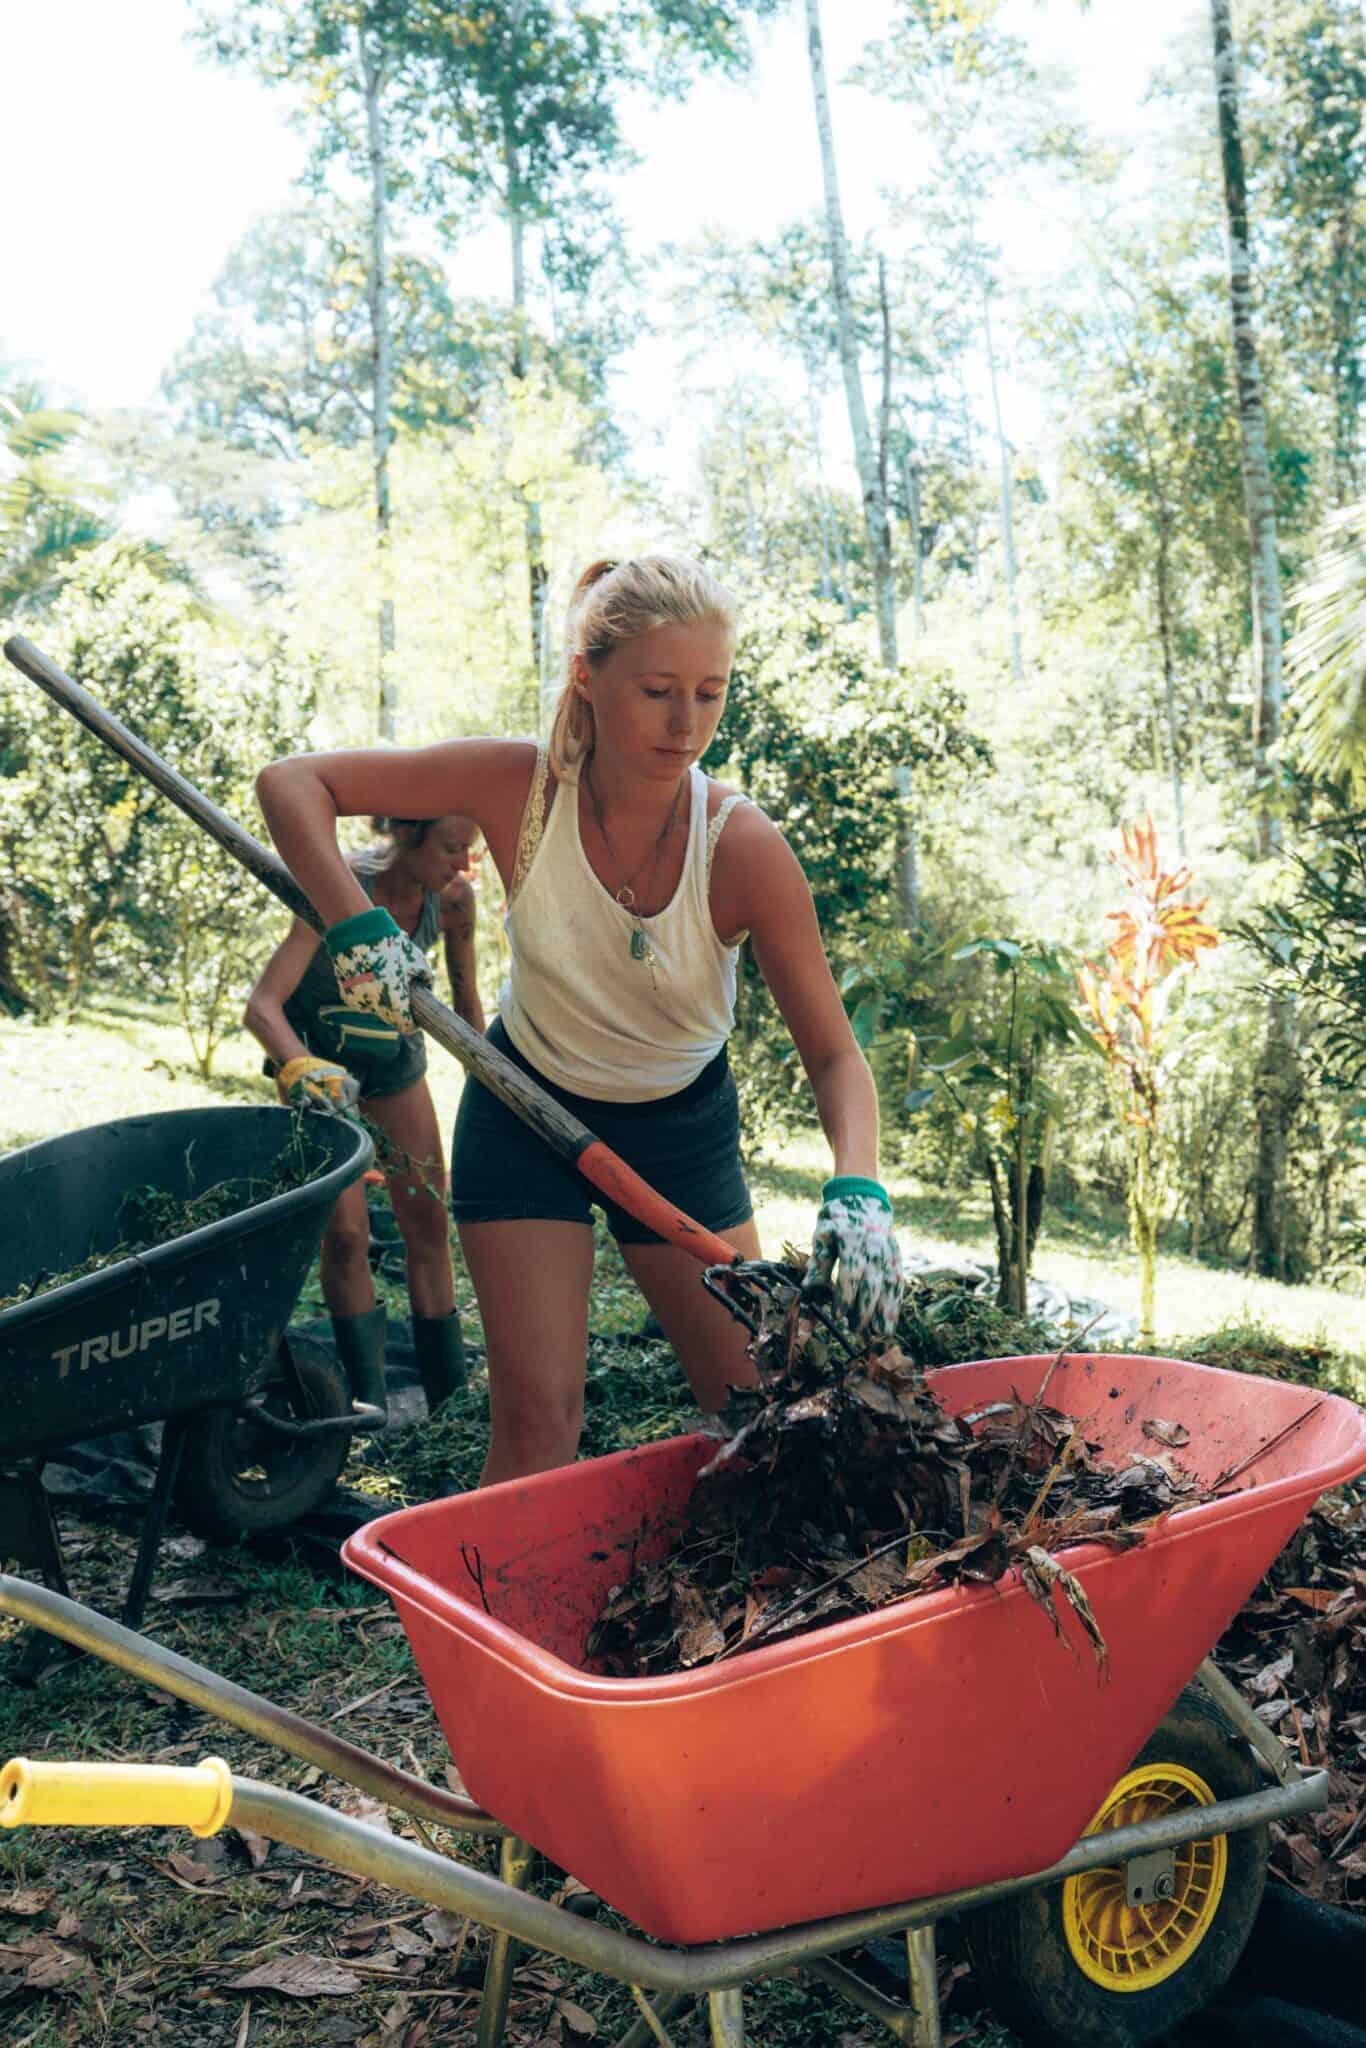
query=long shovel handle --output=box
[3,634,740,1268]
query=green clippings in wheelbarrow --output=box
[0,1106,373,1456]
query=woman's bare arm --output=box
[255,739,533,926]
[243,918,326,1069]
[440,878,485,1033]
[713,807,879,1180]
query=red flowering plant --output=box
[1076,820,1220,1341]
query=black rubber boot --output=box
[412,1312,467,1413]
[331,1307,388,1418]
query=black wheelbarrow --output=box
[0,1104,374,1630]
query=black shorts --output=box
[449,1018,753,1247]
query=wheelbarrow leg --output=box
[905,1924,942,2048]
[476,1833,535,2048]
[122,1413,190,1632]
[709,1987,746,2045]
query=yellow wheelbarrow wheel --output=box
[962,1686,1269,2047]
[1062,1762,1227,1991]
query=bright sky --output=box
[2,0,1207,476]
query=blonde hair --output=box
[548,554,739,779]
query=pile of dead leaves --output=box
[588,1262,1207,1680]
[1215,1476,1366,1909]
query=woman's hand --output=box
[276,1056,362,1119]
[803,1177,904,1343]
[325,907,432,1032]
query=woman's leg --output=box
[620,1217,763,1414]
[364,1080,454,1319]
[319,1180,377,1317]
[458,1220,596,1485]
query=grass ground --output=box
[5,999,1362,1368]
[0,1001,1362,2045]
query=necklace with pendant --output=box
[584,762,685,986]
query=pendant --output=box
[630,929,651,963]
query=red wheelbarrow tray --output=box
[344,1351,1366,1946]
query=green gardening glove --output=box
[803,1176,904,1343]
[324,906,431,1034]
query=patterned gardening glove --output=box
[324,906,431,1034]
[276,1056,362,1119]
[803,1176,904,1343]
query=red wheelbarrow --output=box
[4,1349,1363,2048]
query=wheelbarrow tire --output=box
[175,1342,352,1545]
[961,1683,1269,2048]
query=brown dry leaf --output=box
[443,1762,470,1797]
[53,1911,81,1940]
[228,1955,362,1997]
[234,1825,272,1869]
[848,1552,910,1604]
[1285,1587,1341,1613]
[388,1923,431,1958]
[0,1889,54,1918]
[342,1796,394,1835]
[166,1851,222,1887]
[1248,1650,1295,1700]
[418,1910,465,1952]
[24,1941,92,1990]
[558,1997,598,2038]
[1141,1417,1190,1449]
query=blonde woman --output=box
[256,556,902,1484]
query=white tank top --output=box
[499,750,748,1102]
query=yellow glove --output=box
[276,1056,362,1117]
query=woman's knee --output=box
[488,1370,583,1453]
[323,1214,371,1269]
[393,1187,451,1256]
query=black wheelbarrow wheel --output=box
[961,1684,1269,2048]
[175,1337,351,1545]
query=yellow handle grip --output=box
[0,1757,233,1837]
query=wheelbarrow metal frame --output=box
[0,1575,1324,2048]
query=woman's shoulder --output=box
[701,773,779,846]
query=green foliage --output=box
[1285,498,1366,799]
[1243,782,1366,1093]
[0,377,114,615]
[163,210,511,458]
[1172,1318,1362,1402]
[714,591,991,1135]
[844,927,1095,1305]
[0,544,314,1069]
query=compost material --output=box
[588,1261,1210,1678]
[0,1121,330,1311]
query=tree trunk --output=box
[1151,492,1188,857]
[1210,0,1285,850]
[359,22,398,743]
[982,278,1023,682]
[804,0,915,925]
[506,167,549,699]
[1211,0,1300,1281]
[901,445,924,638]
[1330,199,1361,505]
[802,0,897,670]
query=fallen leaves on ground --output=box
[1215,1475,1366,1908]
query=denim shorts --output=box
[450,1018,753,1246]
